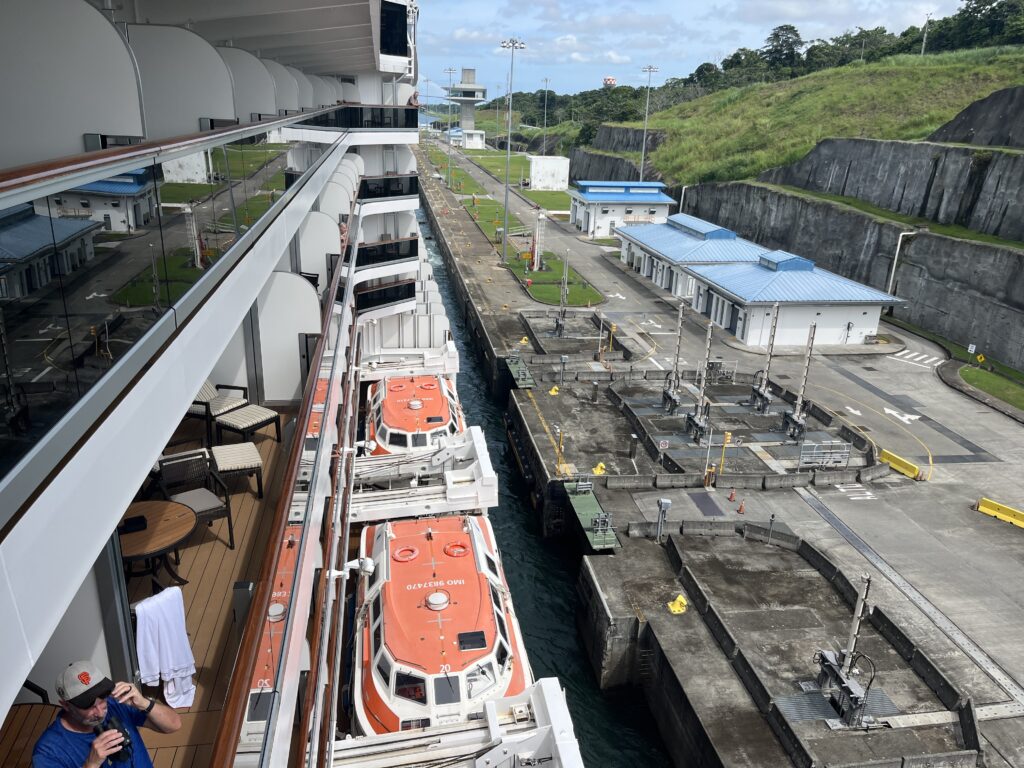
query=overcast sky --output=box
[417,0,964,101]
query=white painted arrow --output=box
[884,407,921,425]
[85,291,108,300]
[610,292,626,300]
[845,406,862,416]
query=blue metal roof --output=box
[685,261,899,305]
[73,179,151,195]
[617,222,766,264]
[577,180,666,188]
[666,213,735,239]
[572,190,676,204]
[0,205,100,263]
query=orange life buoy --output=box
[443,541,469,558]
[419,381,438,390]
[392,546,418,562]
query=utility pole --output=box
[541,77,550,156]
[686,321,713,442]
[921,12,932,56]
[669,302,685,394]
[751,302,779,413]
[444,66,456,187]
[639,64,659,183]
[783,323,816,440]
[500,38,526,265]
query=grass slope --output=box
[608,47,1024,184]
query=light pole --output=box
[920,12,932,55]
[500,37,526,264]
[444,66,456,187]
[541,77,550,156]
[639,64,659,182]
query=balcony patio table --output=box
[119,500,198,586]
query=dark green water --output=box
[421,212,673,767]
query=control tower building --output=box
[446,68,487,130]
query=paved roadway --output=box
[444,142,1024,726]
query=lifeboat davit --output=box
[366,375,465,455]
[352,515,532,734]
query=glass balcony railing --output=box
[354,279,416,312]
[354,236,418,269]
[299,105,419,131]
[357,174,418,200]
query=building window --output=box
[380,1,409,57]
[111,200,121,208]
[625,208,633,215]
[649,209,657,215]
[53,197,63,205]
[80,200,90,208]
[600,208,609,215]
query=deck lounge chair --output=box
[186,380,248,446]
[158,450,234,549]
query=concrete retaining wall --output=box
[680,520,737,538]
[900,752,978,768]
[732,649,773,714]
[679,565,710,615]
[704,604,738,660]
[665,535,685,573]
[721,473,765,490]
[958,699,981,753]
[766,704,817,768]
[607,474,655,489]
[910,649,964,710]
[763,472,812,489]
[813,468,860,486]
[868,606,916,662]
[655,473,706,488]
[798,541,839,581]
[858,462,891,482]
[832,568,860,608]
[742,523,802,551]
[576,558,638,689]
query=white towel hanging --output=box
[134,586,196,708]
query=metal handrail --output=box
[208,201,355,767]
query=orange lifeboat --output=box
[352,515,532,734]
[365,375,465,455]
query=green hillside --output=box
[608,47,1024,185]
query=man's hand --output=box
[85,728,124,768]
[110,681,147,710]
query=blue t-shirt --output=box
[32,698,153,768]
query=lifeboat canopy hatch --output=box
[426,591,450,611]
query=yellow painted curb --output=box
[976,497,1024,529]
[880,449,924,481]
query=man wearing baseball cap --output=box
[33,660,181,767]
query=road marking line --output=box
[923,356,939,365]
[31,366,53,382]
[649,358,664,370]
[895,350,912,357]
[890,356,931,369]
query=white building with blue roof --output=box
[685,250,900,346]
[568,180,675,238]
[616,212,767,298]
[32,167,159,233]
[0,204,101,300]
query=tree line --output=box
[479,0,1023,146]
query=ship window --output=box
[448,422,457,435]
[376,653,392,686]
[389,431,408,447]
[395,672,427,704]
[373,624,382,657]
[411,433,427,447]
[372,594,381,624]
[378,425,388,443]
[485,555,498,577]
[426,415,444,424]
[496,641,509,669]
[490,584,501,609]
[458,631,487,651]
[400,718,430,730]
[369,557,381,589]
[434,675,461,705]
[466,662,496,698]
[495,612,508,642]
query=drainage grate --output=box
[776,689,900,722]
[862,366,878,372]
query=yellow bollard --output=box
[548,385,559,396]
[667,595,688,614]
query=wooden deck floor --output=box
[131,416,293,768]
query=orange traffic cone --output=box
[737,500,746,514]
[727,488,736,502]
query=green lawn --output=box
[521,189,572,210]
[217,192,277,229]
[113,248,221,307]
[960,367,1024,411]
[506,253,604,306]
[426,146,486,194]
[158,182,223,204]
[265,170,286,192]
[472,152,531,185]
[211,145,286,179]
[766,183,1024,251]
[462,198,523,242]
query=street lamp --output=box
[541,77,550,156]
[639,64,659,183]
[500,37,526,264]
[444,66,456,187]
[921,12,932,55]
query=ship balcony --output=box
[353,236,418,270]
[299,105,419,131]
[354,278,417,319]
[357,174,418,201]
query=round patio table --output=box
[119,500,197,586]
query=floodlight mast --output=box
[639,65,659,182]
[500,38,526,264]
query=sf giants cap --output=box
[56,661,114,709]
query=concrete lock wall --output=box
[798,541,839,582]
[767,704,817,768]
[868,606,916,662]
[901,752,978,768]
[704,604,738,660]
[743,523,802,551]
[685,182,1024,371]
[576,559,639,689]
[910,649,964,710]
[679,566,710,615]
[732,649,772,714]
